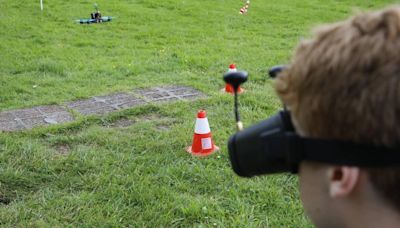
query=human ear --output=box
[328,166,360,198]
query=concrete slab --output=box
[0,112,15,122]
[0,85,205,132]
[66,98,114,116]
[0,120,25,132]
[45,112,75,124]
[134,86,204,103]
[117,98,146,109]
[21,117,46,129]
[94,93,146,109]
[13,108,42,119]
[37,105,66,114]
[0,105,74,132]
[67,93,147,116]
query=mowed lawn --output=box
[0,0,393,226]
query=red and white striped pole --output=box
[240,0,250,14]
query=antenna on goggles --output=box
[223,71,248,131]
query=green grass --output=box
[0,0,395,226]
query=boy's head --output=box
[274,5,400,226]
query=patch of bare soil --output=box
[54,144,71,155]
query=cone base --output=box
[220,88,245,95]
[186,145,219,157]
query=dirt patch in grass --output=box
[113,118,136,128]
[103,113,176,132]
[103,118,136,128]
[0,194,12,205]
[138,113,164,122]
[156,124,171,131]
[54,143,71,155]
[139,114,176,131]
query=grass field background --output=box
[0,0,394,226]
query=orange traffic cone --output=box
[187,110,219,157]
[223,64,244,94]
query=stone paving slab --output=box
[134,86,204,102]
[0,85,205,132]
[13,108,42,119]
[66,98,116,116]
[37,105,66,113]
[95,93,146,109]
[0,120,24,132]
[0,105,74,132]
[66,93,146,116]
[0,112,14,122]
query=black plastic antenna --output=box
[268,65,287,78]
[223,71,248,131]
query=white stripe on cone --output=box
[194,118,211,134]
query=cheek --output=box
[291,114,307,136]
[299,171,313,212]
[299,164,329,224]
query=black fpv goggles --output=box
[226,66,400,177]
